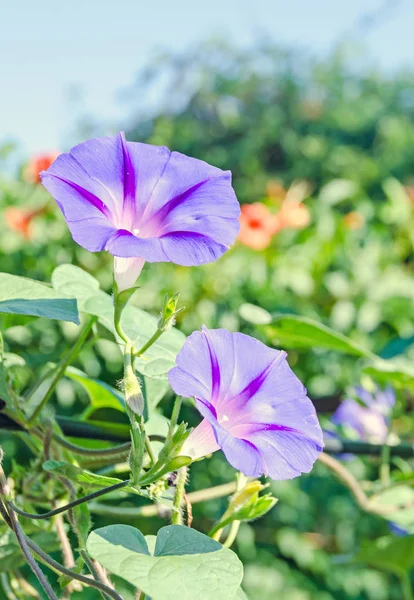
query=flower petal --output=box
[114,257,145,291]
[140,151,228,219]
[169,327,324,480]
[247,427,323,479]
[168,330,213,400]
[42,134,241,267]
[181,418,220,460]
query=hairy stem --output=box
[55,515,82,594]
[26,537,124,600]
[10,480,130,520]
[1,501,58,600]
[172,466,188,525]
[80,549,113,600]
[90,480,238,518]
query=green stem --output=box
[82,481,239,518]
[134,329,163,356]
[52,433,131,458]
[0,574,19,600]
[380,442,391,486]
[80,549,113,600]
[144,432,156,466]
[9,480,130,520]
[401,573,414,600]
[223,520,241,548]
[114,298,131,344]
[27,316,97,425]
[0,501,57,600]
[124,343,155,468]
[168,396,183,438]
[25,536,124,600]
[171,466,188,525]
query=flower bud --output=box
[124,363,144,416]
[158,293,184,332]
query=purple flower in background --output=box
[41,133,240,290]
[168,327,323,480]
[330,385,395,444]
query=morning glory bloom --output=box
[41,133,240,290]
[168,327,323,480]
[330,385,395,444]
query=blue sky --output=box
[0,0,413,156]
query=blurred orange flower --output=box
[23,151,59,184]
[5,206,48,239]
[343,211,365,230]
[278,201,311,230]
[238,202,280,250]
[267,180,312,230]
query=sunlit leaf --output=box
[52,264,185,378]
[0,273,79,323]
[87,524,244,600]
[264,314,374,357]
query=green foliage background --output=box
[1,41,414,598]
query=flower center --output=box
[249,218,263,229]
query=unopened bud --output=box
[158,293,184,332]
[124,364,144,416]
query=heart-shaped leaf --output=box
[52,265,185,378]
[87,524,244,600]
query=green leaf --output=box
[239,303,272,325]
[363,358,414,391]
[65,366,125,415]
[43,460,124,489]
[0,529,59,573]
[264,314,374,357]
[379,335,414,359]
[142,376,170,418]
[370,486,414,534]
[52,264,185,378]
[0,273,79,323]
[138,455,192,487]
[355,535,414,576]
[213,481,277,532]
[87,524,244,600]
[73,501,92,547]
[0,332,11,403]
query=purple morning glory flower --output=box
[168,327,323,480]
[41,133,240,290]
[330,385,395,444]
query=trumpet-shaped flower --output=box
[168,327,323,480]
[41,133,240,290]
[330,385,395,444]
